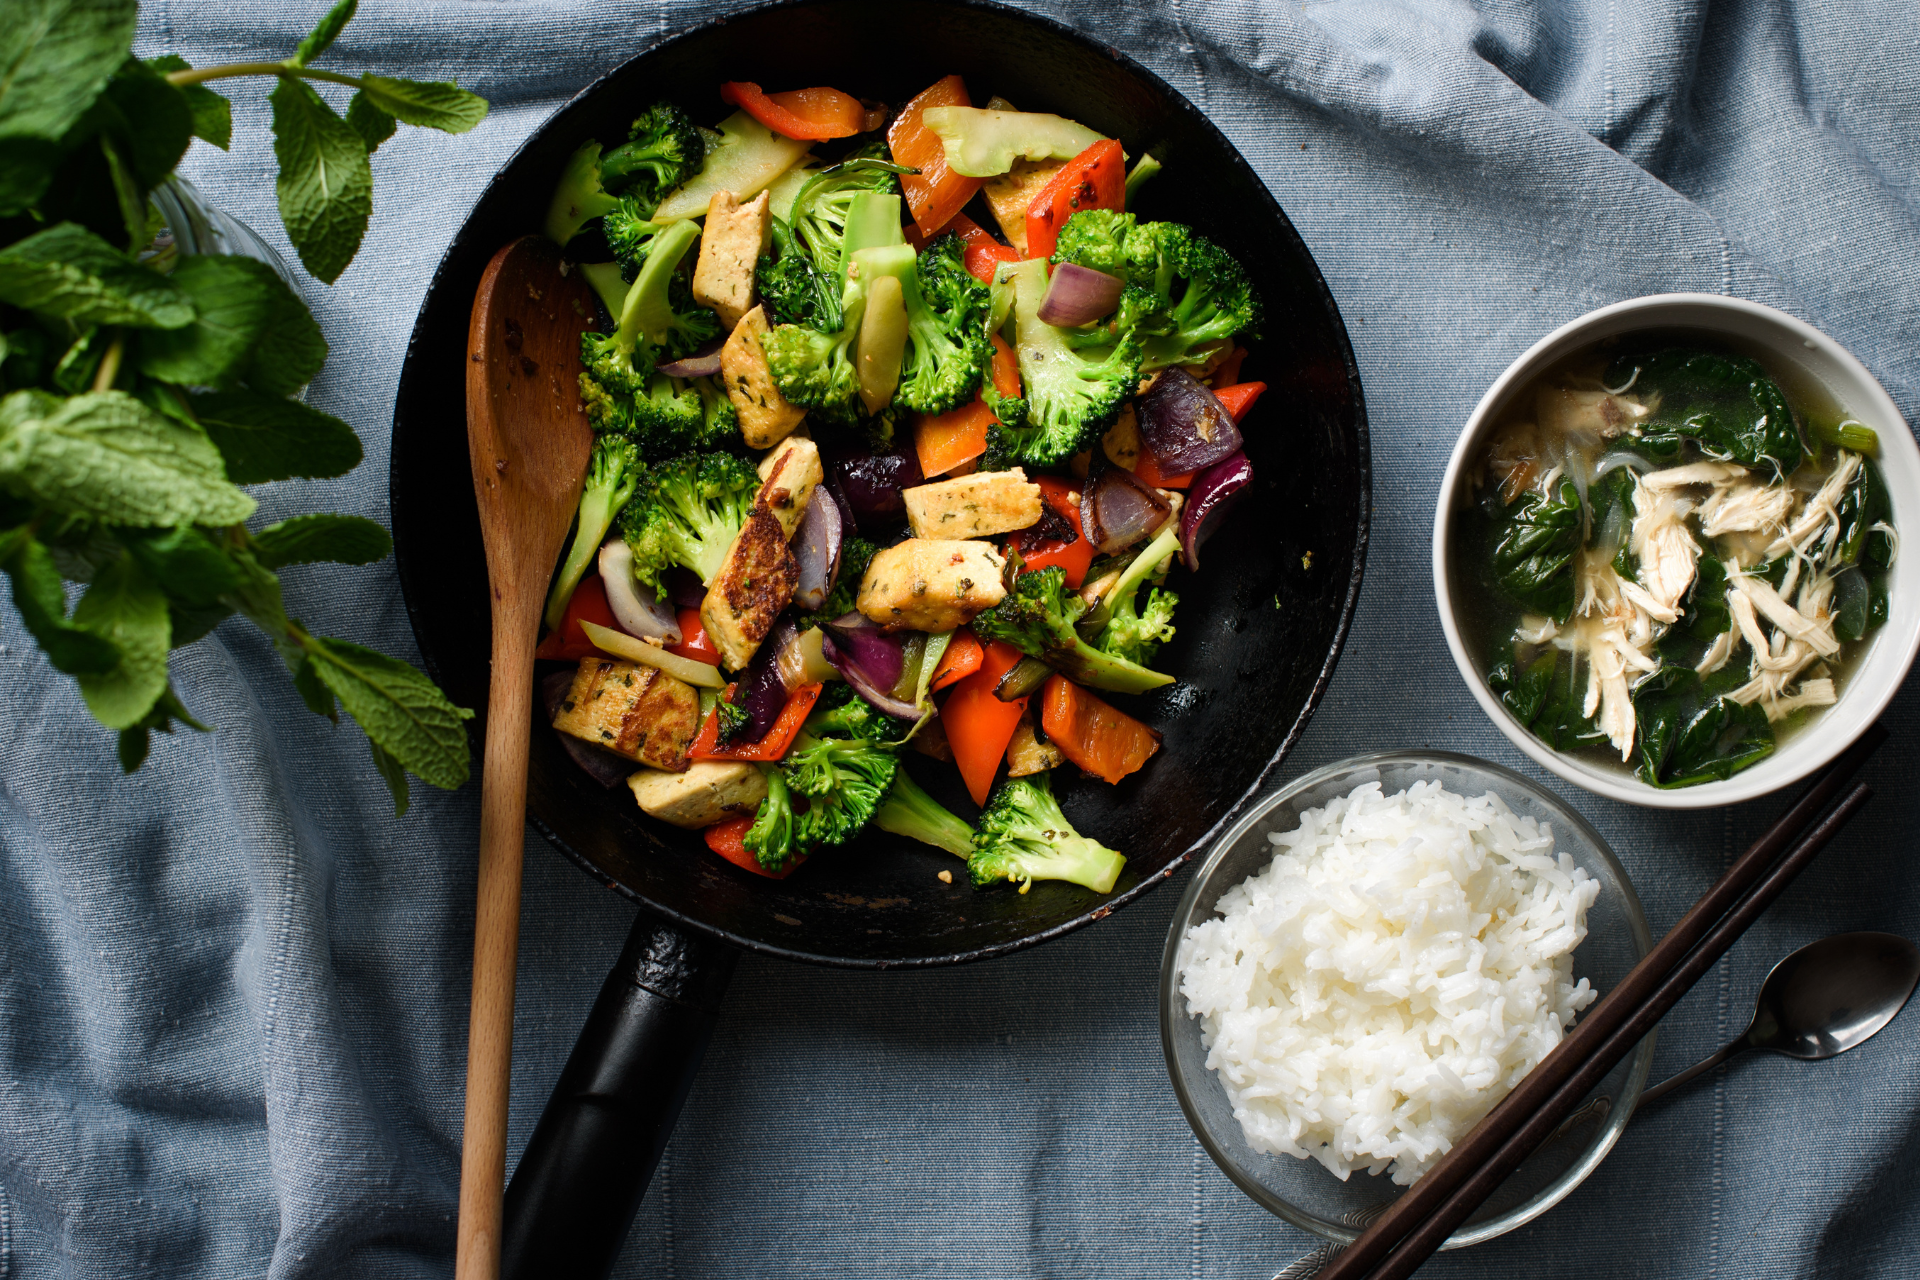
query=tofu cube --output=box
[700,507,799,670]
[1102,404,1143,470]
[552,658,699,770]
[628,760,769,829]
[754,435,823,539]
[692,189,772,331]
[721,305,806,449]
[982,158,1065,256]
[857,539,1007,632]
[1006,708,1065,777]
[903,467,1043,540]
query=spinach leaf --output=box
[1832,565,1870,642]
[1836,455,1894,569]
[1606,348,1803,476]
[1491,475,1582,622]
[1488,649,1602,752]
[1588,466,1638,577]
[1632,665,1773,789]
[1655,557,1732,666]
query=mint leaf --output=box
[98,136,146,249]
[303,633,472,790]
[120,525,243,604]
[292,653,337,720]
[345,91,395,154]
[0,389,257,526]
[292,0,358,68]
[92,58,194,190]
[268,78,372,284]
[250,513,390,569]
[0,223,194,328]
[0,0,140,142]
[0,136,61,216]
[238,271,326,396]
[221,545,291,651]
[189,388,361,482]
[132,254,275,387]
[0,526,120,674]
[144,56,231,150]
[368,736,410,815]
[167,601,232,647]
[72,551,170,728]
[114,684,207,771]
[357,76,488,134]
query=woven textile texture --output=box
[4,0,1919,1275]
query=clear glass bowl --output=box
[1159,750,1654,1249]
[148,175,303,293]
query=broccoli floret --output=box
[628,373,706,451]
[805,536,878,622]
[891,235,992,415]
[599,103,704,201]
[543,432,643,629]
[714,697,751,748]
[603,198,668,282]
[620,451,758,592]
[787,144,908,320]
[1107,218,1260,372]
[578,218,720,436]
[987,258,1140,468]
[542,104,704,246]
[1051,208,1136,277]
[1089,521,1179,666]
[744,701,901,872]
[968,770,1125,894]
[973,565,1174,695]
[693,375,740,449]
[872,766,975,858]
[757,216,838,330]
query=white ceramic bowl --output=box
[1434,294,1920,809]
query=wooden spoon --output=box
[458,234,598,1280]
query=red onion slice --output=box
[823,611,905,689]
[820,631,922,720]
[598,538,682,643]
[1081,465,1171,555]
[1180,450,1253,571]
[1036,263,1125,328]
[790,487,844,612]
[665,567,706,610]
[1138,368,1244,475]
[542,670,634,788]
[821,440,924,533]
[655,336,727,379]
[733,616,798,741]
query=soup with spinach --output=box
[1457,340,1895,788]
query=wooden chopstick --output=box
[1317,721,1887,1280]
[1359,780,1873,1280]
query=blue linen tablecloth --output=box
[4,0,1919,1274]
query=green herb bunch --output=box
[0,0,490,813]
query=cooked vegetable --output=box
[1024,139,1127,262]
[777,626,841,688]
[691,682,824,762]
[1604,348,1805,477]
[1081,463,1170,557]
[545,432,644,628]
[1012,475,1094,588]
[1091,520,1179,665]
[968,770,1125,893]
[942,638,1032,805]
[1210,381,1266,423]
[942,211,1022,286]
[1631,665,1774,788]
[972,565,1174,694]
[537,574,619,662]
[654,109,814,221]
[914,398,995,477]
[929,628,985,691]
[579,621,728,689]
[994,656,1053,702]
[1488,474,1582,624]
[919,106,1107,178]
[985,258,1141,468]
[597,539,681,643]
[657,340,726,380]
[871,766,976,857]
[791,489,846,612]
[822,440,925,532]
[1180,449,1252,572]
[1037,263,1126,328]
[1005,709,1066,777]
[853,238,993,415]
[858,273,909,412]
[757,144,910,331]
[578,219,723,445]
[621,451,759,592]
[889,74,985,239]
[720,81,867,141]
[1136,368,1243,475]
[744,696,903,870]
[1124,152,1163,206]
[544,102,705,244]
[820,623,922,720]
[805,535,879,623]
[1038,674,1160,784]
[1051,210,1260,372]
[705,813,796,878]
[667,607,721,665]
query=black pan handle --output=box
[499,910,736,1280]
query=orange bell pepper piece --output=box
[914,399,994,477]
[1038,674,1162,785]
[928,628,984,692]
[719,82,865,140]
[942,640,1030,805]
[988,332,1021,402]
[889,75,984,239]
[936,211,1020,284]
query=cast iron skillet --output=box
[390,2,1368,1272]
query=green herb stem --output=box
[91,333,124,393]
[164,61,365,91]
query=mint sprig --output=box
[0,0,486,814]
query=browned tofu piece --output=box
[721,305,806,448]
[628,760,768,828]
[692,189,772,331]
[857,539,1006,632]
[552,658,699,770]
[903,468,1043,540]
[754,435,823,539]
[982,158,1065,256]
[1102,403,1143,470]
[1006,707,1065,777]
[700,507,799,670]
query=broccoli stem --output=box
[838,191,905,283]
[618,217,703,349]
[545,142,621,247]
[1084,521,1180,633]
[1124,153,1163,208]
[872,768,975,858]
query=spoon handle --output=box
[1636,1035,1747,1109]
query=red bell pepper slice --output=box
[719,81,865,141]
[1024,138,1126,261]
[704,815,799,879]
[937,211,1020,285]
[690,682,824,762]
[533,574,618,661]
[667,606,721,665]
[1011,475,1094,588]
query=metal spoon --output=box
[1636,930,1920,1108]
[1271,931,1919,1278]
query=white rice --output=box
[1176,780,1599,1186]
